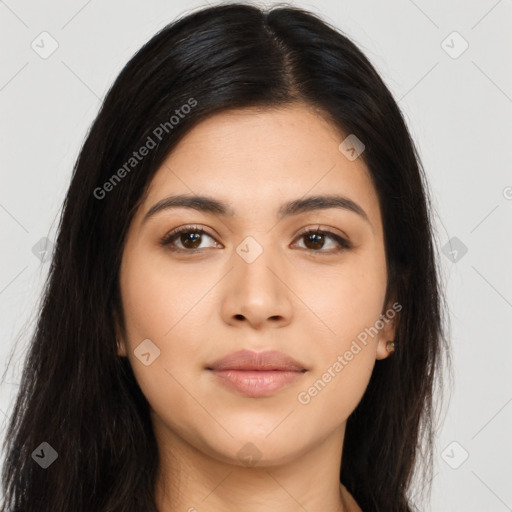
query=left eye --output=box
[292,228,350,252]
[160,226,350,253]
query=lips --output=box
[207,349,307,372]
[207,349,307,398]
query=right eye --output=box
[160,225,222,252]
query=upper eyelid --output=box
[160,225,219,248]
[163,224,216,240]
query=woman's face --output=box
[117,104,396,468]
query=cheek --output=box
[119,253,211,431]
[295,344,375,441]
[120,244,211,345]
[298,253,388,348]
[118,245,203,384]
[292,251,386,416]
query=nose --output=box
[220,243,294,330]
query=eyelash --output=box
[159,224,351,254]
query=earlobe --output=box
[113,308,127,357]
[116,339,127,357]
[375,302,399,360]
[376,339,395,360]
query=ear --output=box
[113,308,127,357]
[375,302,400,361]
[116,339,127,358]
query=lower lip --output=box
[209,369,305,397]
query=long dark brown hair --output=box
[1,3,449,511]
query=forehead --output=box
[139,104,382,230]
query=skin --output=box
[116,103,396,511]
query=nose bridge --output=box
[222,233,293,326]
[233,234,282,295]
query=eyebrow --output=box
[142,193,371,226]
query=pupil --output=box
[306,232,324,249]
[182,232,201,248]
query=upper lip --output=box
[207,349,307,372]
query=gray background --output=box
[1,0,511,510]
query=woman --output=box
[0,3,448,511]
